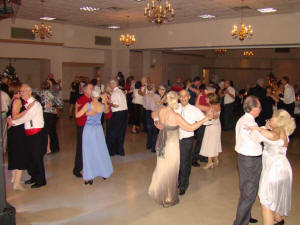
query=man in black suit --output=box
[248,78,267,126]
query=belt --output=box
[25,128,42,136]
[180,136,194,141]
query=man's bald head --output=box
[179,89,190,106]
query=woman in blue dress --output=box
[76,87,113,185]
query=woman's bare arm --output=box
[175,113,209,132]
[12,100,34,120]
[75,103,88,118]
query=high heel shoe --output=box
[13,183,25,191]
[84,181,89,185]
[203,163,214,169]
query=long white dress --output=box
[258,136,292,216]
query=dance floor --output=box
[4,109,300,225]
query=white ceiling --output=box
[12,0,300,29]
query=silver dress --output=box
[258,137,292,216]
[148,125,180,207]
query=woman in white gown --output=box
[248,109,296,225]
[148,91,212,207]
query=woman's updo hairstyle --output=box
[163,91,179,110]
[273,109,296,136]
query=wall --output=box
[119,13,300,50]
[0,58,42,88]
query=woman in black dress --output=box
[69,78,80,118]
[7,83,34,191]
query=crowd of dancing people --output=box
[1,71,298,225]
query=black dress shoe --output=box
[192,162,200,167]
[102,177,107,180]
[179,189,186,195]
[73,171,82,178]
[274,220,284,225]
[25,179,36,185]
[249,218,258,223]
[31,183,46,189]
[88,180,93,185]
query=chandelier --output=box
[120,33,136,47]
[231,0,253,41]
[144,0,175,24]
[32,0,53,39]
[32,23,52,39]
[120,16,136,47]
[243,50,254,57]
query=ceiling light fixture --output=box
[144,0,175,24]
[231,0,253,41]
[32,0,53,40]
[257,8,277,13]
[40,16,56,21]
[80,6,100,12]
[120,16,136,47]
[198,14,215,19]
[107,25,120,29]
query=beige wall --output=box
[119,13,300,50]
[0,58,42,88]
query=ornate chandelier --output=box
[144,0,175,24]
[120,33,136,47]
[32,23,52,39]
[120,16,136,47]
[32,0,53,40]
[231,0,253,41]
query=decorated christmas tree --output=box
[2,63,18,81]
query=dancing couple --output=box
[234,96,295,225]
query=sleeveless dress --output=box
[200,114,222,157]
[82,103,113,180]
[148,125,180,207]
[7,99,27,170]
[258,137,292,216]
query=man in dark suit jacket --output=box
[248,78,267,126]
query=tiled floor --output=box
[4,112,300,225]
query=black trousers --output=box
[146,110,158,152]
[223,102,235,130]
[142,107,147,132]
[44,113,59,152]
[179,137,194,191]
[25,131,47,185]
[132,104,142,126]
[234,154,262,225]
[107,110,127,156]
[73,125,84,174]
[282,102,295,117]
[192,125,206,163]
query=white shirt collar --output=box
[245,113,255,120]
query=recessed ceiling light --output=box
[40,17,56,21]
[198,14,216,19]
[257,8,277,13]
[107,25,120,29]
[80,6,100,12]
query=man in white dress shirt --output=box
[223,80,236,130]
[107,79,128,156]
[11,84,47,188]
[176,89,206,195]
[280,76,296,116]
[233,96,263,225]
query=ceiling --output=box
[8,0,300,29]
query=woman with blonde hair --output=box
[248,109,296,225]
[148,91,213,207]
